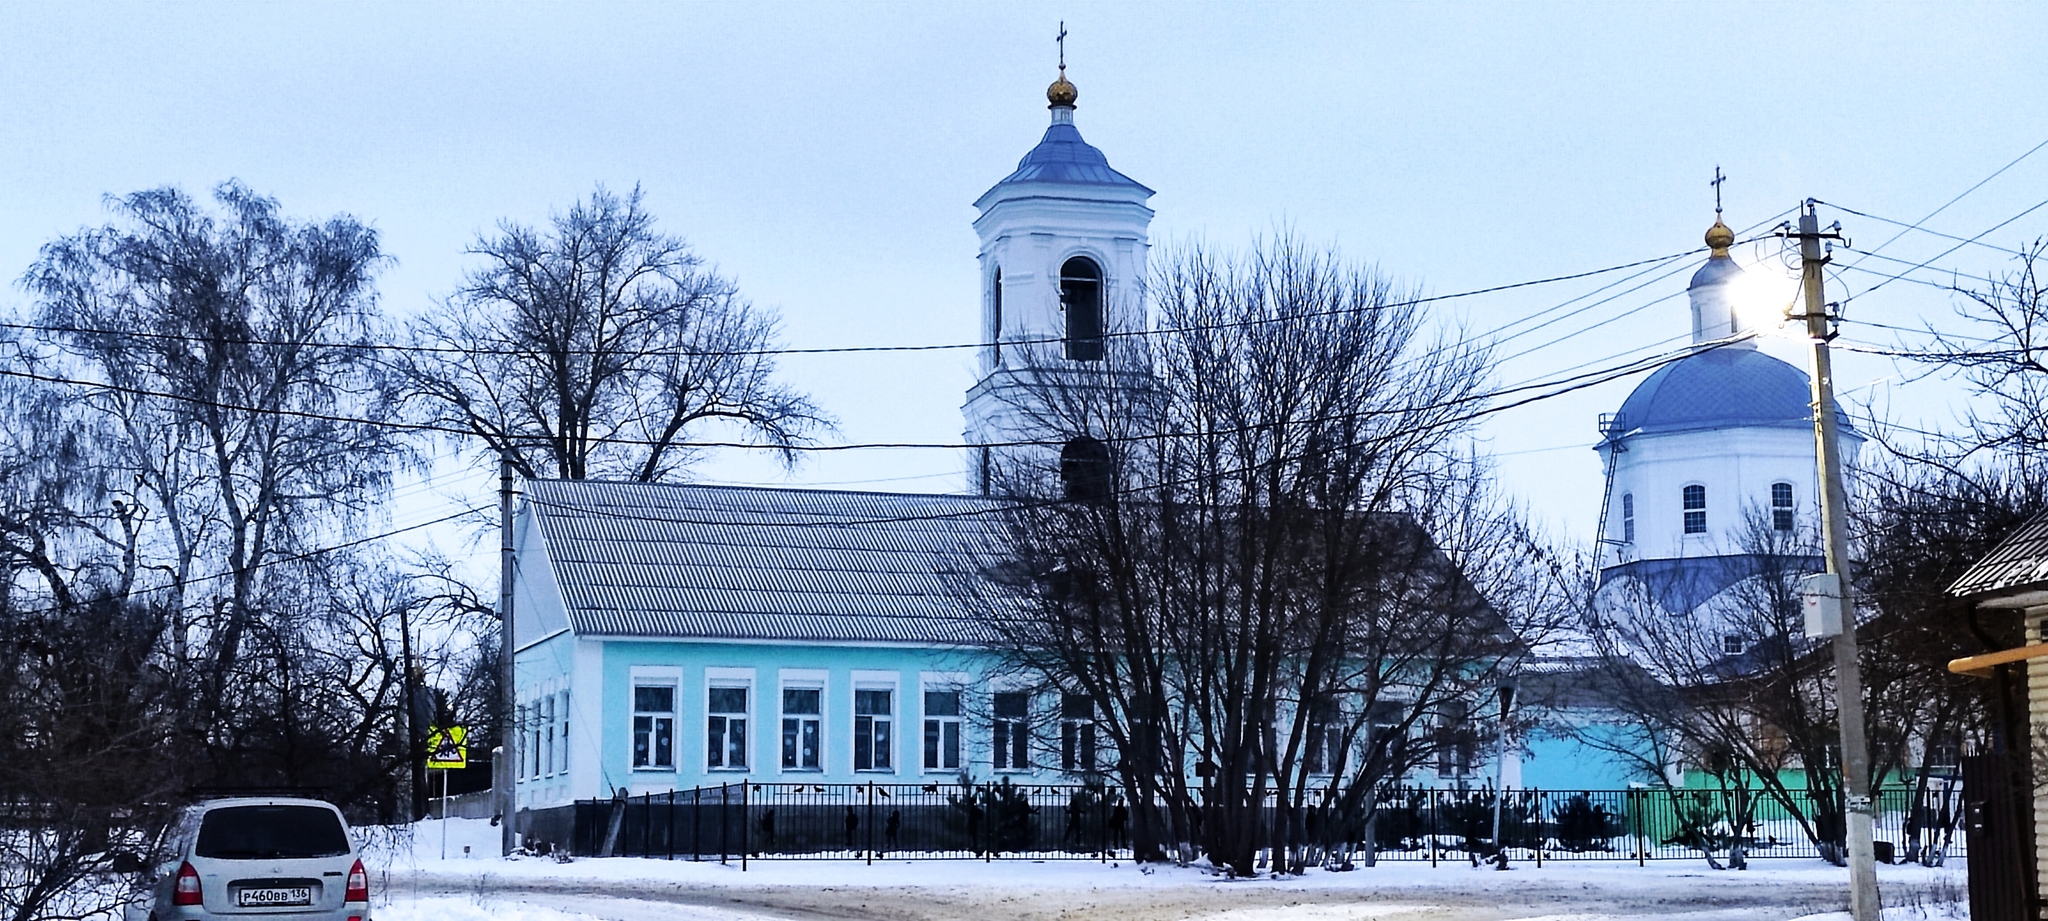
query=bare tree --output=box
[23,181,406,744]
[955,238,1550,876]
[397,185,829,481]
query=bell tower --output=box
[962,57,1155,495]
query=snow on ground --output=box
[362,818,1973,921]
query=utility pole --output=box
[498,448,518,858]
[1787,201,1879,921]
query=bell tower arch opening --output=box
[1060,257,1104,361]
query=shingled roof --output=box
[523,479,1008,645]
[1948,507,2048,607]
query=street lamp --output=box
[1490,673,1518,870]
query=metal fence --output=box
[1362,785,1966,865]
[565,781,1968,866]
[569,779,1131,863]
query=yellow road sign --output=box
[424,725,468,770]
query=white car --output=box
[131,797,370,921]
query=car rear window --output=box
[195,805,350,859]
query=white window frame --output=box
[1060,692,1099,774]
[705,667,755,772]
[542,693,556,776]
[1621,492,1635,544]
[779,669,827,773]
[1771,481,1796,532]
[853,670,899,774]
[629,667,681,773]
[557,690,570,776]
[1682,483,1708,535]
[992,687,1032,773]
[920,672,969,773]
[1304,700,1344,776]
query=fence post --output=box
[693,786,701,862]
[720,782,729,865]
[1428,788,1439,868]
[741,783,750,871]
[1100,784,1109,862]
[1632,789,1645,867]
[641,791,651,858]
[984,783,993,863]
[866,782,875,866]
[667,790,675,861]
[1533,790,1543,868]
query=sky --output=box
[3,2,2045,568]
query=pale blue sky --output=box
[4,2,2044,559]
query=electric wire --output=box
[1822,135,2048,269]
[515,333,1760,529]
[0,247,1712,362]
[1841,196,2048,303]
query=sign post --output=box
[424,726,469,860]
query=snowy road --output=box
[366,819,1968,921]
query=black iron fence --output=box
[560,781,1969,866]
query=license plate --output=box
[237,887,312,907]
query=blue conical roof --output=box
[982,122,1153,198]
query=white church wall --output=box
[1602,426,1827,565]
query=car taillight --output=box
[344,858,368,902]
[172,861,203,906]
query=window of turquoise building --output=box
[1060,694,1096,773]
[558,691,570,774]
[708,686,749,770]
[923,691,961,771]
[1435,700,1472,778]
[855,689,895,772]
[993,692,1030,771]
[632,685,675,770]
[782,688,822,771]
[542,695,555,776]
[1304,701,1341,775]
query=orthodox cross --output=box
[1710,166,1727,218]
[1057,22,1067,71]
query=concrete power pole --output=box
[498,449,518,857]
[1788,201,1879,921]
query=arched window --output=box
[1060,437,1111,502]
[1060,257,1104,361]
[1621,493,1635,543]
[1682,484,1707,534]
[1771,481,1795,531]
[990,268,1003,365]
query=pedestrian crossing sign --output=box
[425,725,468,770]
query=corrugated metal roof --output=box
[1949,508,2048,600]
[524,479,1007,645]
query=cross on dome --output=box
[1048,21,1077,109]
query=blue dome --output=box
[1611,349,1848,438]
[982,123,1153,197]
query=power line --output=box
[1824,135,2048,269]
[3,506,488,620]
[1841,195,2048,303]
[0,310,1752,456]
[1817,202,2032,259]
[511,334,1757,530]
[0,247,1710,362]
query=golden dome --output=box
[1047,68,1077,107]
[1704,217,1734,256]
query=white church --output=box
[1591,213,1859,622]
